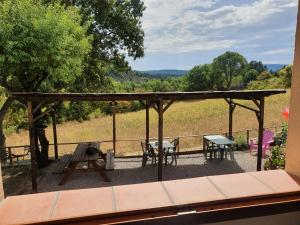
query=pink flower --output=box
[283,107,289,121]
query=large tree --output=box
[185,64,222,91]
[249,60,267,75]
[212,51,248,90]
[45,0,146,92]
[0,0,92,167]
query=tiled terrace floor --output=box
[37,150,266,193]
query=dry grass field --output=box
[6,91,290,156]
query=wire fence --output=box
[0,125,285,166]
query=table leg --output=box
[90,161,111,182]
[59,162,78,185]
[220,147,224,160]
[203,139,207,158]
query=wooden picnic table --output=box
[59,142,110,185]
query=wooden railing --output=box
[0,125,285,166]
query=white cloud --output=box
[142,0,298,53]
[260,48,294,55]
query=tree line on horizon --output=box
[116,51,292,93]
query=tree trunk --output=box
[33,107,50,168]
[0,124,6,164]
[0,98,13,164]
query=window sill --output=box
[0,170,300,225]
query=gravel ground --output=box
[36,150,267,193]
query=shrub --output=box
[264,146,285,170]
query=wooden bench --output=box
[52,154,72,174]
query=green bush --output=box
[264,146,285,170]
[234,135,248,151]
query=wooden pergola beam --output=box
[11,90,286,102]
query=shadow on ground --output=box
[36,153,247,193]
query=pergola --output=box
[5,89,286,191]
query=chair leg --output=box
[173,153,177,165]
[142,155,147,167]
[165,154,168,165]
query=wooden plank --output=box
[71,143,99,162]
[52,154,72,174]
[10,90,286,102]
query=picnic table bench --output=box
[59,142,110,185]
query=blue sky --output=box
[128,0,298,70]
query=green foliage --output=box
[257,71,272,80]
[211,51,247,90]
[45,0,146,93]
[185,64,215,91]
[243,69,259,85]
[278,65,292,87]
[264,146,285,170]
[0,0,92,92]
[274,124,288,146]
[247,65,292,90]
[264,125,287,170]
[234,135,248,151]
[66,102,93,122]
[249,61,267,74]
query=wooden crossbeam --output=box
[152,104,159,113]
[33,99,47,114]
[163,100,175,113]
[231,101,259,113]
[33,102,61,122]
[252,99,260,108]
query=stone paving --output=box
[37,150,267,193]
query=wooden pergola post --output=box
[228,98,235,139]
[27,101,38,192]
[256,98,265,171]
[51,111,58,160]
[157,99,164,181]
[110,102,117,156]
[145,101,150,144]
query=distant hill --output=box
[139,69,188,77]
[110,70,149,82]
[265,64,286,72]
